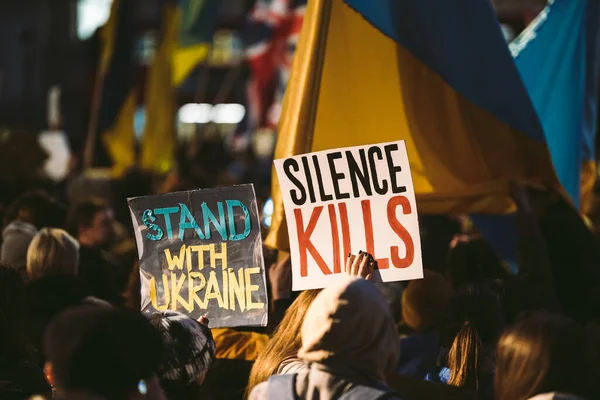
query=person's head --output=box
[26,228,79,281]
[247,289,321,393]
[25,275,91,358]
[0,263,25,349]
[442,283,504,390]
[299,277,400,382]
[4,190,66,229]
[495,312,590,400]
[69,198,114,248]
[44,306,165,400]
[402,269,453,332]
[445,238,509,287]
[148,311,216,398]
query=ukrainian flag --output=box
[172,0,218,86]
[140,4,178,175]
[86,0,136,175]
[510,0,600,212]
[266,0,560,250]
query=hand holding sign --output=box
[275,141,423,290]
[345,252,375,280]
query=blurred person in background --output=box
[495,312,591,400]
[427,283,504,399]
[26,228,79,281]
[397,269,453,378]
[1,191,66,280]
[25,274,111,367]
[68,198,124,305]
[41,306,166,400]
[149,311,216,399]
[0,263,51,399]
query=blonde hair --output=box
[246,290,321,397]
[27,228,80,280]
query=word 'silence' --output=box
[283,143,406,206]
[142,201,251,241]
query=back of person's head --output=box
[0,263,25,350]
[402,270,453,332]
[3,191,51,228]
[44,306,164,400]
[445,238,509,287]
[3,191,66,229]
[495,312,590,400]
[148,311,216,398]
[67,198,109,236]
[27,228,79,280]
[26,275,90,359]
[247,289,321,393]
[299,277,400,382]
[442,283,504,390]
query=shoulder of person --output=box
[248,381,269,400]
[277,358,308,375]
[528,393,588,400]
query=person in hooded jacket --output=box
[249,276,403,400]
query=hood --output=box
[3,220,37,239]
[299,277,400,382]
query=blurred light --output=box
[213,104,246,124]
[77,0,113,40]
[178,103,245,124]
[39,130,72,182]
[262,198,274,228]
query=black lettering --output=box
[301,156,317,203]
[384,144,406,194]
[327,152,350,200]
[346,150,372,197]
[312,155,333,201]
[283,159,307,206]
[367,147,389,195]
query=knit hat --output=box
[401,269,453,332]
[149,311,216,385]
[299,277,400,382]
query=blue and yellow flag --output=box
[510,0,600,211]
[86,0,136,175]
[140,4,178,175]
[172,0,218,86]
[473,0,600,269]
[266,0,560,250]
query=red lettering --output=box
[338,202,351,259]
[328,204,341,273]
[361,200,389,269]
[386,196,415,268]
[294,207,332,277]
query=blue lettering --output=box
[226,200,251,241]
[178,203,205,240]
[142,209,163,240]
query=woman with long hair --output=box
[427,283,504,399]
[246,289,321,394]
[495,312,590,400]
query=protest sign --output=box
[128,184,268,327]
[274,141,423,290]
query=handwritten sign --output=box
[274,141,423,290]
[128,184,268,327]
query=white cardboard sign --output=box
[274,140,423,290]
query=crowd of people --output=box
[0,154,600,400]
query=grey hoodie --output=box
[1,220,37,274]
